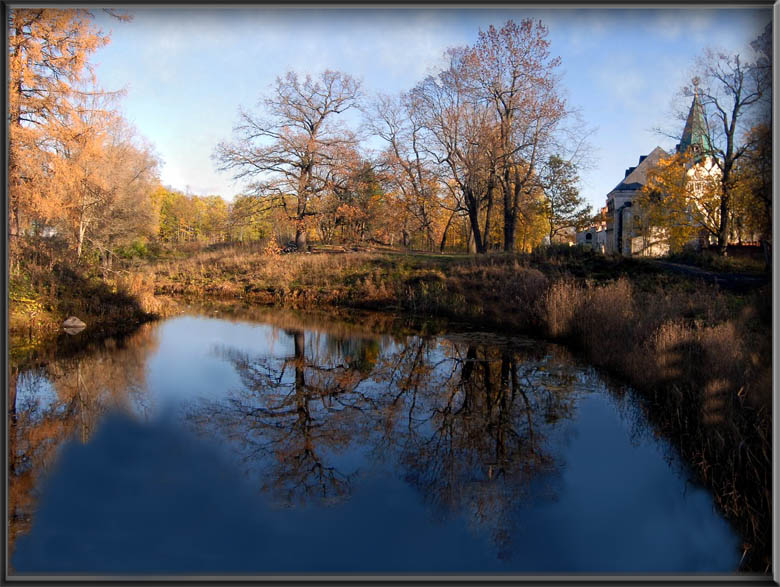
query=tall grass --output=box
[9,239,158,349]
[539,276,771,571]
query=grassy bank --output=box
[149,244,771,572]
[9,240,167,366]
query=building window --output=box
[586,233,592,241]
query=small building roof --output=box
[610,146,668,192]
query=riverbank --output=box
[9,244,772,572]
[8,258,167,367]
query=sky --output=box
[90,6,771,210]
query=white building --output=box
[587,89,721,257]
[576,226,607,252]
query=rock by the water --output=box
[63,316,87,334]
[63,316,86,329]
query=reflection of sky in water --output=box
[14,371,59,416]
[11,314,742,574]
[144,316,280,410]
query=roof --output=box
[611,146,669,192]
[677,91,712,156]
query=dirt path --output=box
[650,260,769,291]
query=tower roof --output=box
[677,89,712,157]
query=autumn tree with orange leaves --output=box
[8,8,128,242]
[7,7,163,274]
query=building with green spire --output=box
[581,84,722,257]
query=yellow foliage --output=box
[636,152,720,253]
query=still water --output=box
[8,306,741,575]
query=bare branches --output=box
[214,70,362,249]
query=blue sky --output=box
[91,7,771,210]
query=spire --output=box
[677,78,712,159]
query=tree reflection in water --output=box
[7,325,158,566]
[196,329,382,504]
[189,327,578,559]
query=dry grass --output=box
[9,243,158,361]
[540,276,771,571]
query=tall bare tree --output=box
[411,48,499,254]
[465,20,567,252]
[369,93,441,250]
[214,70,361,250]
[692,39,770,255]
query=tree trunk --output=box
[77,221,87,260]
[468,210,486,254]
[293,330,306,404]
[503,207,516,252]
[9,204,20,239]
[8,366,18,425]
[439,211,456,253]
[717,190,730,256]
[482,180,495,251]
[467,225,477,254]
[295,225,307,251]
[502,174,518,252]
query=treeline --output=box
[152,188,274,245]
[10,11,593,271]
[11,10,769,266]
[214,20,593,254]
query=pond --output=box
[8,305,741,575]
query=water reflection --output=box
[8,325,158,563]
[8,308,742,573]
[199,329,366,503]
[188,325,581,557]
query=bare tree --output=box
[369,93,441,250]
[465,20,567,252]
[411,48,499,254]
[691,42,769,255]
[214,70,361,250]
